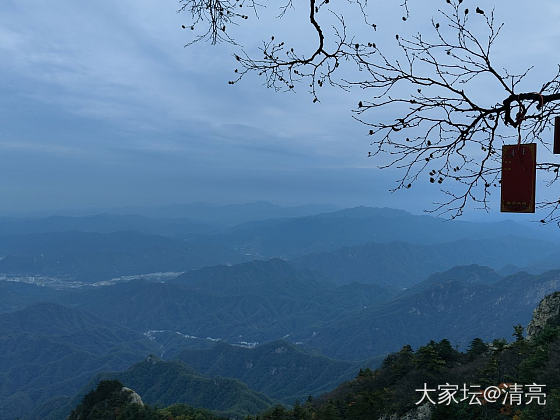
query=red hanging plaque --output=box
[501,143,536,213]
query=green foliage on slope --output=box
[0,303,156,420]
[249,316,560,419]
[88,356,274,417]
[176,340,361,403]
[68,380,225,420]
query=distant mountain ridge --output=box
[305,265,560,359]
[0,213,217,237]
[2,266,560,417]
[109,201,338,225]
[3,258,559,365]
[53,259,560,364]
[213,206,560,258]
[0,230,249,283]
[1,206,558,286]
[3,201,337,229]
[176,340,361,403]
[293,236,554,287]
[58,259,395,345]
[4,204,560,420]
[0,280,61,313]
[171,258,326,297]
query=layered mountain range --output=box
[1,205,559,419]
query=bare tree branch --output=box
[179,0,560,222]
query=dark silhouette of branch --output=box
[179,0,560,221]
[178,0,256,45]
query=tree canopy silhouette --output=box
[179,0,560,222]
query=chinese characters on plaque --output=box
[501,143,536,213]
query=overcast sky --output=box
[2,0,560,222]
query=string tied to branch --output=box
[534,92,545,109]
[516,103,527,145]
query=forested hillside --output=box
[84,357,274,417]
[66,293,560,420]
[250,293,560,419]
[0,303,156,420]
[175,340,364,403]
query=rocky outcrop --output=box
[121,387,144,406]
[378,403,432,420]
[526,291,560,340]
